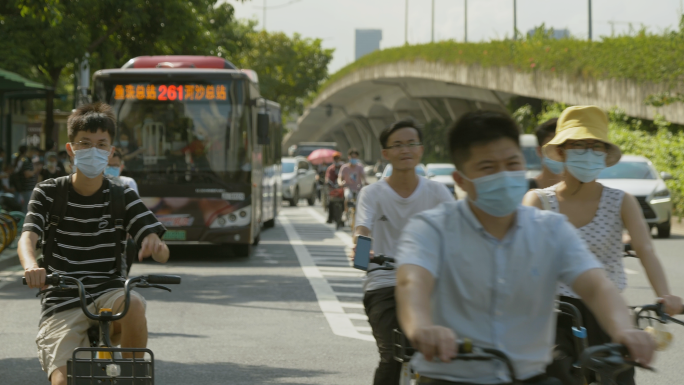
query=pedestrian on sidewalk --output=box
[13,145,38,212]
[352,118,454,384]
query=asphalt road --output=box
[0,201,683,385]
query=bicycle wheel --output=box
[0,213,15,247]
[0,212,17,240]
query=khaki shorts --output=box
[35,289,146,380]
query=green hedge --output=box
[322,21,684,95]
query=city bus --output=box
[92,55,282,256]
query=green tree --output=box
[0,0,243,143]
[219,28,334,117]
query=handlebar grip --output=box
[22,274,61,286]
[146,275,181,285]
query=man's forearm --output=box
[18,234,39,269]
[396,266,434,339]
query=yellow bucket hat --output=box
[543,105,622,167]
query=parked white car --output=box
[426,163,465,199]
[597,155,673,238]
[281,157,317,206]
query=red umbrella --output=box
[307,149,340,165]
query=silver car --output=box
[597,155,673,238]
[426,163,465,199]
[281,157,317,206]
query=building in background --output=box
[355,29,383,61]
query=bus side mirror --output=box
[257,113,270,145]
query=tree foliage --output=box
[0,0,333,140]
[223,28,334,116]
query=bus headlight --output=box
[210,206,251,228]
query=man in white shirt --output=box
[353,118,454,385]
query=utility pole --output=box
[263,0,266,31]
[405,0,409,45]
[464,0,468,43]
[431,0,435,43]
[513,0,517,40]
[588,0,592,41]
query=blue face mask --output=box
[542,156,565,175]
[350,159,358,165]
[73,147,110,179]
[104,166,121,178]
[564,149,606,183]
[461,170,528,217]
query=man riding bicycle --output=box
[394,111,656,385]
[18,102,169,385]
[338,148,366,219]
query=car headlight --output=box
[653,189,670,198]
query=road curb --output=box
[672,219,684,236]
[0,249,19,271]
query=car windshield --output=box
[428,167,454,176]
[99,79,252,186]
[282,162,295,173]
[598,161,656,180]
[522,146,542,170]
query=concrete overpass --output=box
[285,60,684,162]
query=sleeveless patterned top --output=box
[542,184,626,298]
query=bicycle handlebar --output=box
[579,343,653,384]
[23,273,181,321]
[634,303,684,326]
[453,339,518,382]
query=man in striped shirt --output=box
[18,102,169,385]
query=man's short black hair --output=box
[379,118,423,149]
[348,148,359,157]
[535,118,558,146]
[67,102,116,142]
[448,110,521,169]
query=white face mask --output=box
[73,148,110,178]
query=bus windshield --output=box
[106,80,251,185]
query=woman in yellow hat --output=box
[523,105,682,385]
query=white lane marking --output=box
[625,268,639,275]
[321,271,365,278]
[279,215,373,342]
[318,266,359,272]
[356,326,372,332]
[335,292,364,298]
[330,283,363,288]
[306,208,355,248]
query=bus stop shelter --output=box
[0,68,51,155]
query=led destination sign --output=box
[114,84,228,101]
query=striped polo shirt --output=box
[23,177,166,324]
